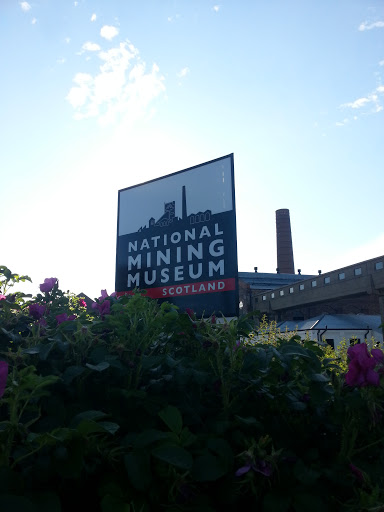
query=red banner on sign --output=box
[116,278,236,299]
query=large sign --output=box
[115,154,238,317]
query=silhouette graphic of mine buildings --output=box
[139,186,211,232]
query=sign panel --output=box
[115,154,238,317]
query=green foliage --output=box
[1,267,384,510]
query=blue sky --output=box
[1,1,383,299]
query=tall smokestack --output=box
[276,209,295,274]
[182,186,187,220]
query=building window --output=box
[324,276,331,284]
[299,284,304,291]
[375,261,383,270]
[311,280,317,287]
[271,293,275,299]
[262,295,266,301]
[326,339,335,349]
[280,290,284,296]
[338,272,345,280]
[289,287,294,294]
[354,267,362,276]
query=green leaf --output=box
[158,405,182,434]
[89,346,109,364]
[101,494,131,512]
[294,459,321,485]
[86,361,110,372]
[206,438,233,469]
[151,443,193,469]
[98,421,120,435]
[235,415,262,427]
[141,355,163,370]
[165,355,181,368]
[0,467,24,494]
[2,328,22,343]
[75,419,119,435]
[124,452,152,492]
[280,344,311,358]
[0,495,36,512]
[134,429,173,448]
[70,410,106,427]
[62,366,85,385]
[39,342,56,361]
[22,347,41,355]
[293,493,326,512]
[27,492,61,512]
[263,493,291,512]
[310,373,329,382]
[192,453,227,481]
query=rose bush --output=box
[1,265,384,511]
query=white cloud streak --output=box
[342,97,370,109]
[82,42,101,52]
[100,25,119,41]
[66,41,165,125]
[167,14,180,22]
[213,5,220,12]
[338,85,384,123]
[91,13,97,22]
[358,20,384,31]
[20,2,31,11]
[177,67,190,78]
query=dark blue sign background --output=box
[115,154,238,317]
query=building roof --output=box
[277,314,382,336]
[239,272,314,291]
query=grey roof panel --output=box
[277,314,382,332]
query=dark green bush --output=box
[1,266,384,511]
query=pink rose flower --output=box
[56,313,77,325]
[99,290,108,300]
[29,303,47,320]
[40,278,58,293]
[0,361,8,398]
[0,294,6,301]
[345,343,382,387]
[185,308,195,319]
[92,300,111,318]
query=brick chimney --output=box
[276,209,295,274]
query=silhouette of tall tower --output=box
[276,209,295,274]
[182,186,187,220]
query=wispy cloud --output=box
[82,42,101,52]
[213,5,220,12]
[31,17,37,24]
[65,37,71,44]
[91,13,97,22]
[335,118,349,127]
[20,2,31,11]
[342,96,371,109]
[379,60,384,67]
[167,14,180,22]
[177,67,190,78]
[358,20,384,31]
[66,41,165,125]
[100,25,119,41]
[338,85,384,123]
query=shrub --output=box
[1,266,384,511]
